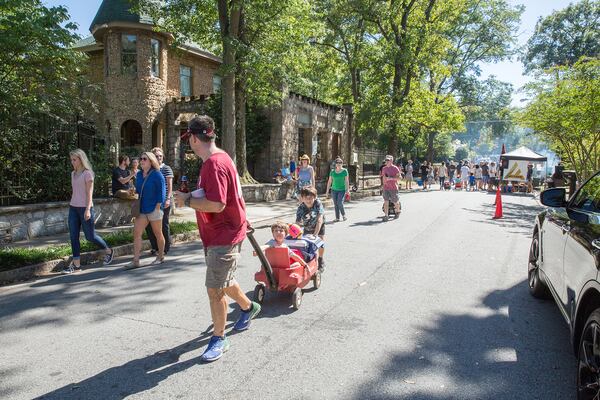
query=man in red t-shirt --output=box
[175,115,260,363]
[380,155,401,220]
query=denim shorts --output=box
[139,208,163,222]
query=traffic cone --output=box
[493,187,503,219]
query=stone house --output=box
[74,0,375,188]
[74,0,221,168]
[253,92,357,190]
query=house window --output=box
[121,34,137,75]
[151,39,160,77]
[212,75,221,93]
[180,65,192,96]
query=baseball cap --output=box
[385,155,393,161]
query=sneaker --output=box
[342,216,347,221]
[103,249,114,265]
[149,249,157,256]
[62,264,81,274]
[200,336,230,362]
[233,302,261,331]
[333,218,340,222]
[383,216,389,222]
[394,212,400,219]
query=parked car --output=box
[529,171,600,399]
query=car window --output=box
[571,173,600,212]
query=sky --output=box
[45,0,576,106]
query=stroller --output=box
[247,227,322,310]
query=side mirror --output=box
[540,188,567,208]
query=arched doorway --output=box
[121,120,143,147]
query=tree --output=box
[0,0,90,119]
[518,58,600,180]
[423,0,522,162]
[523,0,600,72]
[0,0,103,204]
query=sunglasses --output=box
[140,157,148,161]
[335,161,342,164]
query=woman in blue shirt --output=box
[129,151,166,268]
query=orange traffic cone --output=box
[493,187,503,219]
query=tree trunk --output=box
[235,72,258,184]
[217,0,242,161]
[427,131,436,163]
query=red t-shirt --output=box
[195,151,247,247]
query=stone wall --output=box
[0,198,135,244]
[0,183,295,244]
[241,182,295,202]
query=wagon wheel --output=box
[292,288,303,310]
[253,284,266,304]
[312,271,322,289]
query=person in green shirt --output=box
[325,157,350,221]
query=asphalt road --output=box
[0,189,575,400]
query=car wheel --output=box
[577,309,600,399]
[528,231,550,299]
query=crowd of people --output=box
[383,159,536,193]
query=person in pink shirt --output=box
[63,149,113,274]
[380,155,401,221]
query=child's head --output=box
[300,186,317,207]
[271,221,288,244]
[288,223,303,239]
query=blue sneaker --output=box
[233,301,261,331]
[200,336,230,362]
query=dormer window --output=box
[121,34,137,75]
[151,39,160,77]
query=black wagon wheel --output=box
[528,231,549,299]
[292,288,303,310]
[253,283,266,304]
[577,310,600,400]
[312,270,322,289]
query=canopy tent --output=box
[500,146,547,162]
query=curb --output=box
[0,193,379,286]
[0,231,200,286]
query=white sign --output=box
[503,160,528,182]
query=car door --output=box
[542,204,570,305]
[563,173,600,317]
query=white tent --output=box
[500,146,547,162]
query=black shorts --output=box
[305,223,325,236]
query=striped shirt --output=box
[159,163,174,200]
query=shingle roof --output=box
[72,35,97,49]
[90,0,154,31]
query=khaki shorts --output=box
[205,243,242,288]
[139,208,163,222]
[382,189,399,203]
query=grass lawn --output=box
[0,221,198,272]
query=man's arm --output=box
[188,196,226,213]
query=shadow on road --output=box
[351,280,575,399]
[0,253,203,332]
[35,323,245,400]
[463,200,543,237]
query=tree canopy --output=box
[523,0,600,72]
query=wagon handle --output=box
[246,224,277,290]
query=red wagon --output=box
[247,228,321,309]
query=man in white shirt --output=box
[460,162,470,191]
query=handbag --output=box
[131,171,152,218]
